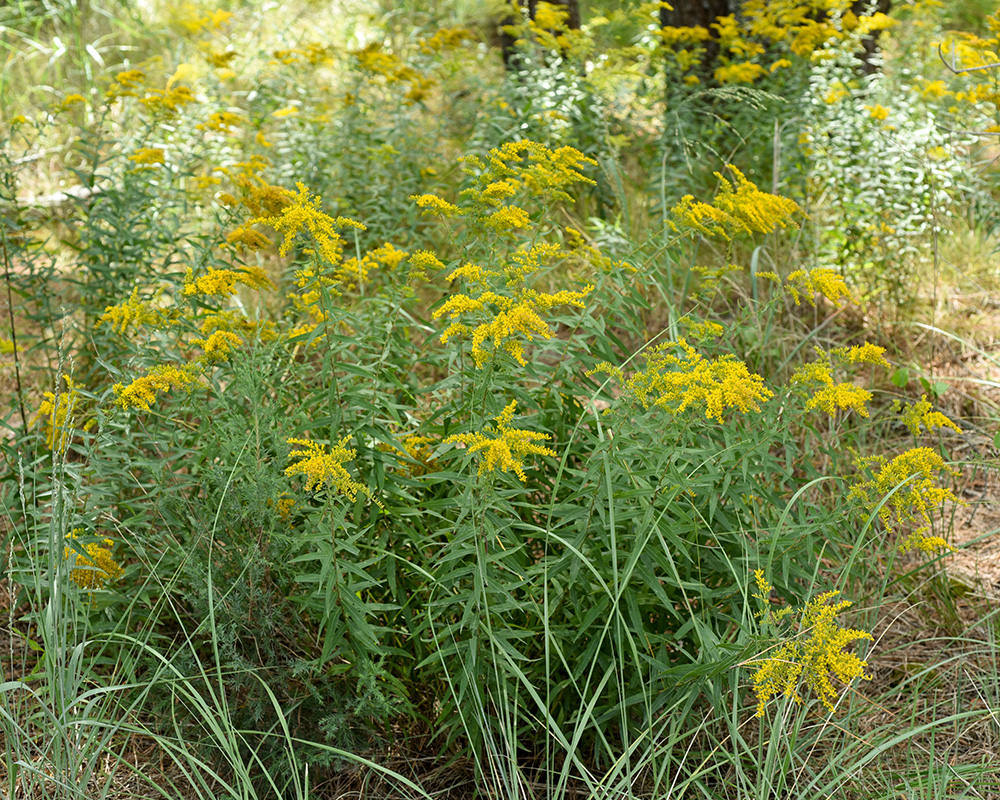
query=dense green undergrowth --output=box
[2,1,999,798]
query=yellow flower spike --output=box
[670,166,800,240]
[99,288,172,335]
[433,284,591,368]
[446,400,556,483]
[899,395,962,436]
[191,330,243,362]
[128,147,166,167]
[805,383,873,418]
[406,250,445,282]
[411,194,462,217]
[285,437,379,505]
[113,365,196,412]
[64,533,124,590]
[183,266,274,297]
[32,375,79,450]
[752,591,872,718]
[785,268,852,307]
[197,111,244,131]
[591,339,772,423]
[791,349,874,418]
[832,343,890,368]
[849,447,961,553]
[483,205,531,233]
[255,183,365,263]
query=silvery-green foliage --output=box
[801,32,974,304]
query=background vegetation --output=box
[2,0,999,797]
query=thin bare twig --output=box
[938,42,1000,75]
[1,226,28,433]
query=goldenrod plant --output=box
[1,1,998,797]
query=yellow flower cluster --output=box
[434,242,592,368]
[784,268,852,306]
[564,227,635,274]
[255,182,365,263]
[65,532,124,590]
[790,344,887,418]
[865,104,891,121]
[411,194,462,217]
[850,447,960,553]
[137,83,197,116]
[32,375,79,450]
[182,267,274,297]
[113,364,197,411]
[502,1,589,59]
[832,343,891,366]
[190,330,242,362]
[406,250,445,282]
[418,26,474,54]
[669,167,800,240]
[99,288,176,335]
[592,338,773,423]
[329,242,412,293]
[380,433,441,477]
[899,395,962,437]
[936,12,1000,121]
[484,205,531,234]
[198,310,278,343]
[446,400,555,482]
[460,141,597,208]
[350,43,434,103]
[105,68,146,100]
[216,160,294,218]
[173,2,232,35]
[752,590,872,717]
[271,42,333,67]
[128,147,166,167]
[285,437,376,503]
[198,111,245,131]
[714,61,766,84]
[656,0,895,85]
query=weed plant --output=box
[2,1,999,798]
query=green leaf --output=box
[891,367,909,388]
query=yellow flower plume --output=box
[446,400,556,482]
[752,591,872,717]
[592,338,772,423]
[285,437,378,504]
[65,532,124,590]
